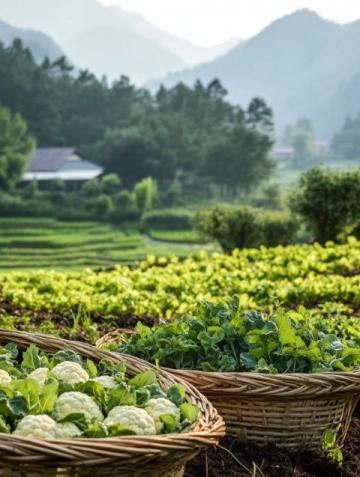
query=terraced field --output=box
[0,218,214,270]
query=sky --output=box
[100,0,360,46]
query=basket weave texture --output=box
[0,330,224,477]
[97,329,360,450]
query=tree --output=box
[290,167,360,243]
[332,113,360,160]
[203,124,274,196]
[246,97,274,135]
[100,174,122,196]
[82,179,101,198]
[133,177,158,215]
[0,105,35,190]
[282,118,316,167]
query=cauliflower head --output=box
[94,375,117,389]
[53,391,103,423]
[0,369,12,387]
[29,367,49,388]
[104,406,156,435]
[56,422,82,439]
[52,361,89,385]
[145,398,180,433]
[14,415,57,440]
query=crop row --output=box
[1,240,360,316]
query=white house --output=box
[23,148,103,182]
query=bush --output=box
[0,193,53,217]
[262,211,299,247]
[141,209,194,231]
[195,205,298,252]
[85,194,113,218]
[290,167,360,243]
[82,179,101,198]
[100,174,122,196]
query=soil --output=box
[185,417,360,477]
[0,299,160,341]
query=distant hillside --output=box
[0,0,238,84]
[109,5,241,66]
[325,72,360,134]
[0,18,64,62]
[150,10,360,136]
[65,26,186,84]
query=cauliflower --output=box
[145,398,180,433]
[56,422,82,439]
[104,406,156,435]
[53,391,103,423]
[52,361,89,385]
[14,415,57,440]
[0,370,12,387]
[94,375,117,389]
[29,367,49,388]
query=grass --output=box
[0,218,217,270]
[148,229,204,244]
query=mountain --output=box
[109,5,241,66]
[65,27,186,84]
[0,0,237,84]
[0,0,186,82]
[149,10,360,136]
[0,18,64,62]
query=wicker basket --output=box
[97,329,360,451]
[0,330,225,477]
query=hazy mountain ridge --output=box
[0,0,238,83]
[0,18,64,62]
[150,9,360,136]
[109,5,241,66]
[65,26,186,84]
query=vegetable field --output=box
[2,238,360,341]
[0,218,213,270]
[1,238,360,475]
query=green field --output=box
[148,229,204,243]
[0,218,215,270]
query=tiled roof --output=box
[28,148,76,172]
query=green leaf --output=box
[323,429,336,447]
[107,424,137,437]
[167,384,186,406]
[39,380,58,414]
[21,344,42,371]
[4,343,18,360]
[59,413,88,431]
[9,395,28,418]
[0,416,10,434]
[51,349,83,367]
[276,315,300,346]
[160,414,178,433]
[107,386,136,412]
[79,381,107,410]
[86,359,98,379]
[12,377,41,413]
[136,388,151,406]
[179,403,199,424]
[84,421,108,438]
[128,371,157,389]
[0,395,27,421]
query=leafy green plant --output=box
[121,299,360,373]
[0,344,198,439]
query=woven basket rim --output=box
[0,329,225,464]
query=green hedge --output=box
[195,205,299,252]
[141,209,194,231]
